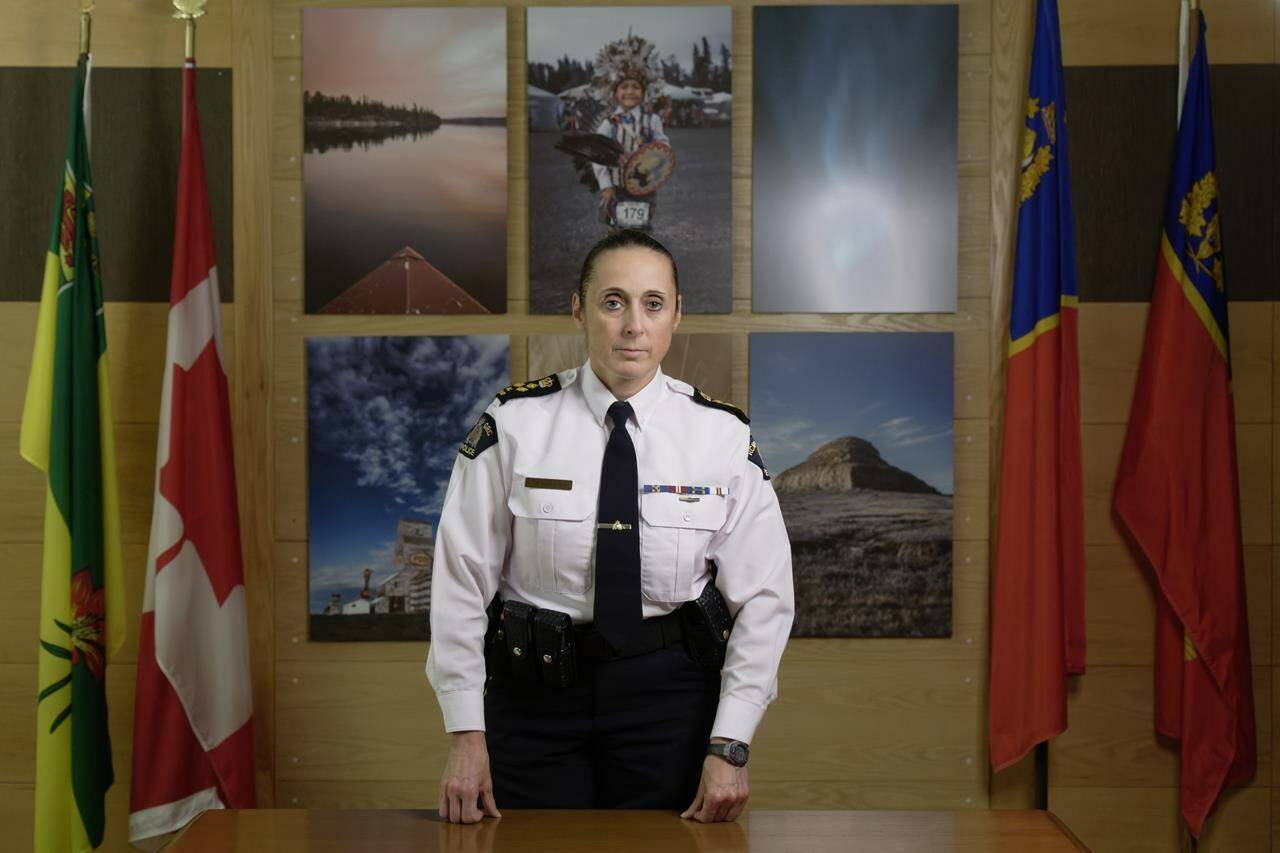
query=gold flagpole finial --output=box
[172,0,208,59]
[79,2,95,55]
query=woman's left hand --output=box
[680,749,749,823]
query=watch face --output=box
[728,742,749,766]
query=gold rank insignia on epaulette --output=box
[747,435,771,480]
[691,387,750,424]
[459,412,498,459]
[496,373,562,405]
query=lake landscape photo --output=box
[303,7,507,314]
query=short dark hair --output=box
[576,230,680,303]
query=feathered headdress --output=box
[590,32,664,104]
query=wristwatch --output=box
[707,740,749,767]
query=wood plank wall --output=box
[0,1,1272,851]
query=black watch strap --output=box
[707,740,749,767]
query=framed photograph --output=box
[527,5,733,314]
[753,5,957,313]
[306,335,509,641]
[749,332,954,636]
[303,7,507,314]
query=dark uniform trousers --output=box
[484,644,720,809]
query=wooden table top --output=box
[168,808,1087,852]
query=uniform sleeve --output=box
[703,425,795,744]
[592,116,614,190]
[425,400,511,733]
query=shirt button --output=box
[683,513,692,523]
[541,503,553,514]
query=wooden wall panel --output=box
[275,660,446,781]
[959,55,992,178]
[1078,301,1273,427]
[1058,0,1275,66]
[0,543,149,666]
[1085,545,1271,669]
[0,780,135,853]
[232,0,279,807]
[751,659,984,784]
[0,1,233,67]
[0,304,236,426]
[956,308,991,419]
[1082,422,1273,548]
[1052,665,1271,788]
[0,422,158,545]
[1068,65,1278,304]
[0,663,137,784]
[959,175,993,301]
[1274,548,1280,666]
[273,657,984,786]
[1052,784,1271,853]
[1077,302,1147,425]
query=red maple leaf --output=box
[155,340,245,605]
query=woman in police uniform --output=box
[427,230,794,824]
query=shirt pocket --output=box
[638,492,728,603]
[508,481,598,596]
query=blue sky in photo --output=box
[749,333,953,494]
[306,335,508,611]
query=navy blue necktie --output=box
[594,401,644,652]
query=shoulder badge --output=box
[747,434,770,480]
[691,387,749,424]
[496,373,562,405]
[459,412,498,459]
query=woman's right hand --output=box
[438,730,501,824]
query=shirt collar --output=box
[579,358,666,431]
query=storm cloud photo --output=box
[306,335,508,640]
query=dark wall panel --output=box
[1066,65,1276,302]
[0,67,234,302]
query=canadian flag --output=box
[129,60,256,846]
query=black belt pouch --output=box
[534,609,577,687]
[680,580,734,669]
[483,595,509,679]
[501,599,539,683]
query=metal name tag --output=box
[614,200,650,227]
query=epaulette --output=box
[496,373,562,405]
[690,387,750,424]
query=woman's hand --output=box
[600,187,617,221]
[438,731,501,824]
[680,741,749,823]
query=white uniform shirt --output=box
[426,361,795,744]
[591,105,670,192]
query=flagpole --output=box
[79,2,94,55]
[1179,6,1201,853]
[172,0,208,60]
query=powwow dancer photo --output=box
[555,33,676,234]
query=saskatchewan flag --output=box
[19,54,126,852]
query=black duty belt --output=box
[484,581,731,689]
[574,610,686,662]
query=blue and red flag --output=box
[1112,12,1255,837]
[988,0,1085,772]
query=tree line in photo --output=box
[304,90,443,154]
[529,35,732,94]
